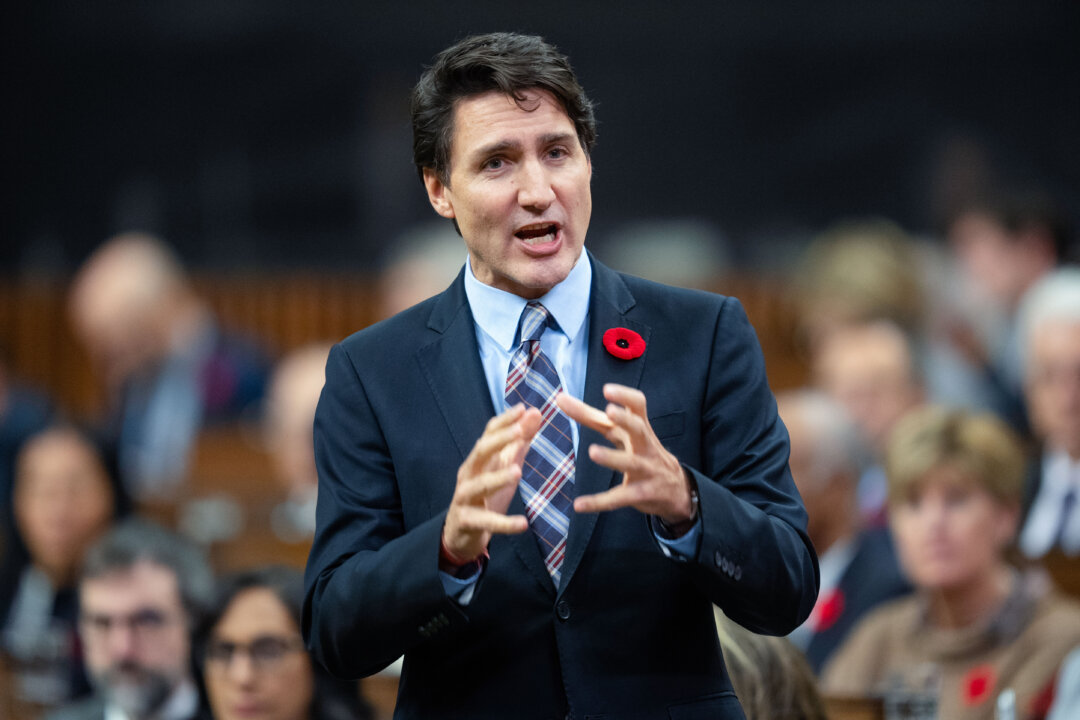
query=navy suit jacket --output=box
[303,257,818,720]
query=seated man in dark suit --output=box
[777,390,911,674]
[303,32,818,719]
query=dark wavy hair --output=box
[193,566,372,720]
[411,32,598,185]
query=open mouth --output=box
[514,222,560,245]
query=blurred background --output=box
[5,0,1078,273]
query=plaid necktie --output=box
[506,301,575,585]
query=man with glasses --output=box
[47,520,213,720]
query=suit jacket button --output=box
[556,601,571,621]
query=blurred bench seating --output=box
[0,271,804,418]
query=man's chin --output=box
[95,670,174,717]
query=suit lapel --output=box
[416,272,495,467]
[559,259,650,595]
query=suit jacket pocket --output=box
[649,411,685,440]
[667,691,745,720]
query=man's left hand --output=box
[556,383,694,526]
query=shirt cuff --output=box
[438,557,485,605]
[651,514,703,562]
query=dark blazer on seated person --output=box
[804,526,912,675]
[303,256,819,720]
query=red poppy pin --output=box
[961,665,996,707]
[603,327,646,360]
[810,588,845,633]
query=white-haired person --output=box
[1015,267,1080,559]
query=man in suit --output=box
[1017,268,1080,558]
[47,520,213,720]
[778,389,911,674]
[69,232,268,501]
[303,32,818,719]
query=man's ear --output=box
[423,168,456,220]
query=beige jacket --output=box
[822,572,1080,720]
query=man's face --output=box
[423,89,592,299]
[1026,322,1080,459]
[79,561,191,718]
[814,325,923,455]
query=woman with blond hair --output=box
[823,407,1080,719]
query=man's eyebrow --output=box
[471,139,520,160]
[469,133,578,161]
[539,132,577,146]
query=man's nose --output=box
[516,159,555,210]
[104,624,139,659]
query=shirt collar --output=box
[463,251,592,350]
[105,678,198,720]
[1045,449,1080,492]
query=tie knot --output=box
[518,301,551,345]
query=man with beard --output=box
[47,520,213,720]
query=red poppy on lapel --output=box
[603,327,645,360]
[810,588,845,633]
[961,665,996,707]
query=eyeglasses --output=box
[205,636,305,671]
[79,608,179,639]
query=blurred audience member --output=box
[48,520,213,720]
[778,390,911,674]
[194,566,371,720]
[594,218,730,290]
[797,219,926,346]
[1016,268,1080,558]
[69,232,268,500]
[823,407,1080,720]
[943,190,1072,429]
[813,319,925,523]
[714,608,827,720]
[263,343,332,542]
[1,424,126,707]
[0,345,53,537]
[1047,645,1080,720]
[797,218,997,416]
[376,222,465,321]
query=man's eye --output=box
[483,158,503,170]
[548,147,568,159]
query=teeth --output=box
[522,231,556,245]
[516,224,558,241]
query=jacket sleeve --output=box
[301,343,469,678]
[682,296,819,635]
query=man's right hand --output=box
[441,403,541,564]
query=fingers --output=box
[573,485,641,514]
[453,507,529,535]
[586,442,642,475]
[455,463,523,504]
[556,393,615,432]
[603,383,647,417]
[463,404,534,472]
